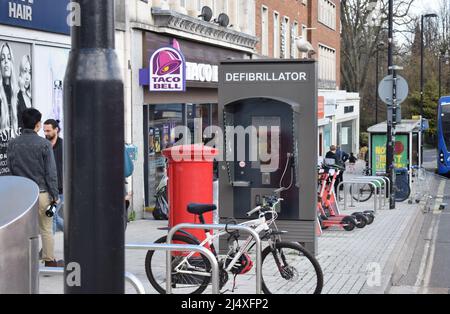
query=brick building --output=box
[255,0,360,159]
[255,0,340,89]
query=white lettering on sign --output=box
[225,72,308,83]
[186,62,219,83]
[8,0,33,22]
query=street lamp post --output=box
[386,0,395,209]
[419,13,438,168]
[421,14,438,119]
[64,0,125,293]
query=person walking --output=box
[8,108,63,267]
[336,146,349,192]
[43,119,64,233]
[325,145,338,165]
[348,152,357,174]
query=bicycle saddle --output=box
[187,203,217,215]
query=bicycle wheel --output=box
[351,184,374,202]
[145,235,212,294]
[261,241,323,294]
[395,182,411,202]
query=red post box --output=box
[162,144,217,242]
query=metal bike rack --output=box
[167,223,262,294]
[347,177,387,209]
[356,176,391,200]
[338,180,381,213]
[356,176,390,208]
[126,243,220,294]
[38,267,147,294]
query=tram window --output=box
[441,105,450,148]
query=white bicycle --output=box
[145,193,323,294]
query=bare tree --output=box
[341,0,416,95]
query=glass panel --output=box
[148,104,184,209]
[412,133,419,166]
[442,107,450,148]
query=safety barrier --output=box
[167,223,262,294]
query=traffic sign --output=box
[378,75,409,105]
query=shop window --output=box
[344,106,354,114]
[145,103,217,207]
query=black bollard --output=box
[64,0,125,293]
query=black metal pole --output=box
[376,47,379,124]
[421,15,424,119]
[64,0,125,293]
[387,0,395,209]
[439,56,442,98]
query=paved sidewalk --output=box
[40,203,422,294]
[39,159,425,294]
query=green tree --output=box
[405,78,439,136]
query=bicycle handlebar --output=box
[246,206,262,217]
[246,198,284,217]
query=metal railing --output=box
[337,178,385,213]
[126,243,219,294]
[167,223,262,294]
[349,177,388,208]
[38,267,147,294]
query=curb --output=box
[360,204,424,294]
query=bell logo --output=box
[150,46,186,92]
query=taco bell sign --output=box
[150,47,186,92]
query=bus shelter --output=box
[367,119,422,187]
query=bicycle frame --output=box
[173,215,271,275]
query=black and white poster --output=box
[0,40,32,176]
[0,40,69,176]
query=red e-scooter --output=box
[317,166,356,231]
[317,164,370,231]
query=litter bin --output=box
[0,176,40,294]
[162,145,217,242]
[395,168,410,202]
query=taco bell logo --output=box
[150,47,186,92]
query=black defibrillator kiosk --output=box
[218,60,318,254]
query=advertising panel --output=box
[371,134,409,174]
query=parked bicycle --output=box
[144,191,324,294]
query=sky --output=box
[395,0,443,48]
[410,0,440,16]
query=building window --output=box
[291,22,298,58]
[281,17,290,59]
[261,6,269,56]
[318,44,336,88]
[344,106,354,114]
[318,0,336,30]
[273,12,280,58]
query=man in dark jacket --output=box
[325,145,338,164]
[325,145,344,193]
[44,119,64,233]
[8,109,62,267]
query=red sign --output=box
[318,96,325,119]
